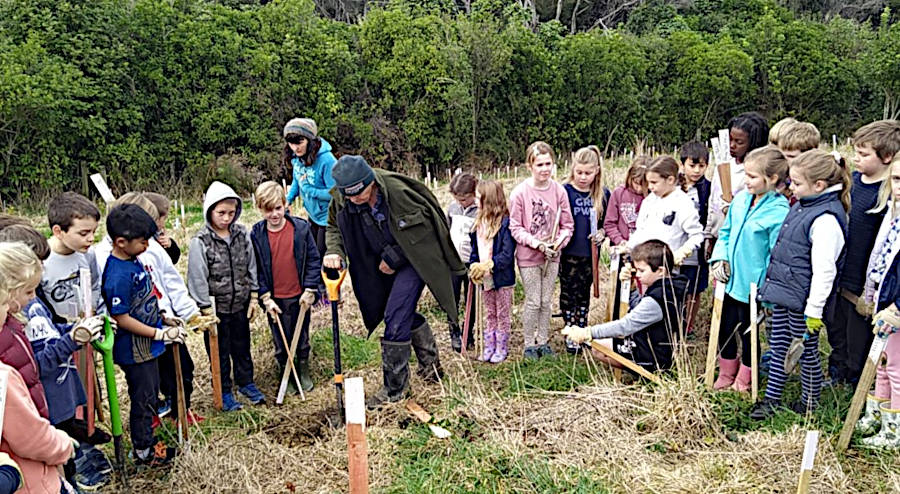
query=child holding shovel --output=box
[509,141,574,359]
[467,180,516,363]
[752,150,850,419]
[708,146,790,392]
[250,181,321,394]
[855,154,900,448]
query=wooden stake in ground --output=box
[796,430,819,494]
[750,282,759,402]
[589,341,659,384]
[78,268,96,437]
[704,282,727,388]
[89,173,116,204]
[345,377,369,494]
[618,264,632,319]
[173,342,187,445]
[837,333,889,452]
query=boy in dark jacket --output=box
[562,240,687,374]
[680,141,711,334]
[251,181,321,393]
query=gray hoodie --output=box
[187,181,258,314]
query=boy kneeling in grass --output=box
[561,239,687,374]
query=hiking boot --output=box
[862,402,900,449]
[366,339,411,410]
[856,394,888,436]
[222,392,243,411]
[750,397,783,420]
[523,346,540,360]
[130,441,176,469]
[239,383,266,405]
[449,323,462,353]
[713,357,739,390]
[298,358,314,392]
[411,316,443,382]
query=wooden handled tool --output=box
[836,333,890,452]
[704,282,727,388]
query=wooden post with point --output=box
[345,377,369,494]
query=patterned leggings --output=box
[764,305,822,407]
[519,262,560,347]
[559,254,592,328]
[484,286,513,337]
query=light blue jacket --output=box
[286,138,337,226]
[709,190,789,303]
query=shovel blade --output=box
[784,337,804,374]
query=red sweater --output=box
[603,185,644,245]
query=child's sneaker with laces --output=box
[74,447,110,491]
[83,444,112,474]
[239,383,266,405]
[222,392,243,411]
[157,398,172,418]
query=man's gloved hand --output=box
[260,293,281,316]
[673,245,693,266]
[710,260,731,283]
[805,316,824,335]
[247,293,260,320]
[560,325,593,345]
[874,304,900,330]
[619,262,634,282]
[300,288,317,307]
[154,325,186,345]
[855,296,875,318]
[71,315,107,344]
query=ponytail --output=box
[836,153,852,213]
[792,150,852,212]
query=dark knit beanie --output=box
[332,155,375,196]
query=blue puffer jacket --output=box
[468,217,517,290]
[286,138,337,226]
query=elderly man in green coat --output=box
[324,155,466,408]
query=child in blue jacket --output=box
[467,180,516,363]
[709,146,790,393]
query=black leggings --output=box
[718,293,755,366]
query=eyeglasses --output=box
[285,134,306,145]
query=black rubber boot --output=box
[411,316,443,383]
[449,323,462,353]
[366,339,411,409]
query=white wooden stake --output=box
[89,173,116,205]
[832,134,837,150]
[345,377,369,493]
[796,430,819,494]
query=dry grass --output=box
[61,159,898,493]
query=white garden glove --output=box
[154,325,186,345]
[620,262,634,282]
[710,261,731,283]
[588,231,605,246]
[185,312,219,333]
[560,326,593,345]
[260,293,281,316]
[71,315,108,345]
[538,242,559,260]
[300,288,317,307]
[873,304,900,335]
[672,245,693,266]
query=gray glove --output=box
[711,260,731,283]
[71,315,108,344]
[154,325,186,345]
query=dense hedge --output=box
[1,0,897,201]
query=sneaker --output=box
[239,383,266,405]
[83,445,112,475]
[74,448,110,491]
[523,346,540,360]
[222,392,243,411]
[130,442,176,469]
[538,344,555,358]
[789,399,817,415]
[750,397,783,421]
[157,399,172,418]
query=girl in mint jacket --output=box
[708,146,790,392]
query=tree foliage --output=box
[0,0,896,201]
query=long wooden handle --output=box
[209,300,223,411]
[274,315,302,405]
[717,162,733,203]
[591,244,600,299]
[750,283,759,402]
[704,282,726,388]
[173,343,187,445]
[607,253,620,323]
[278,302,311,404]
[590,341,660,384]
[837,334,889,452]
